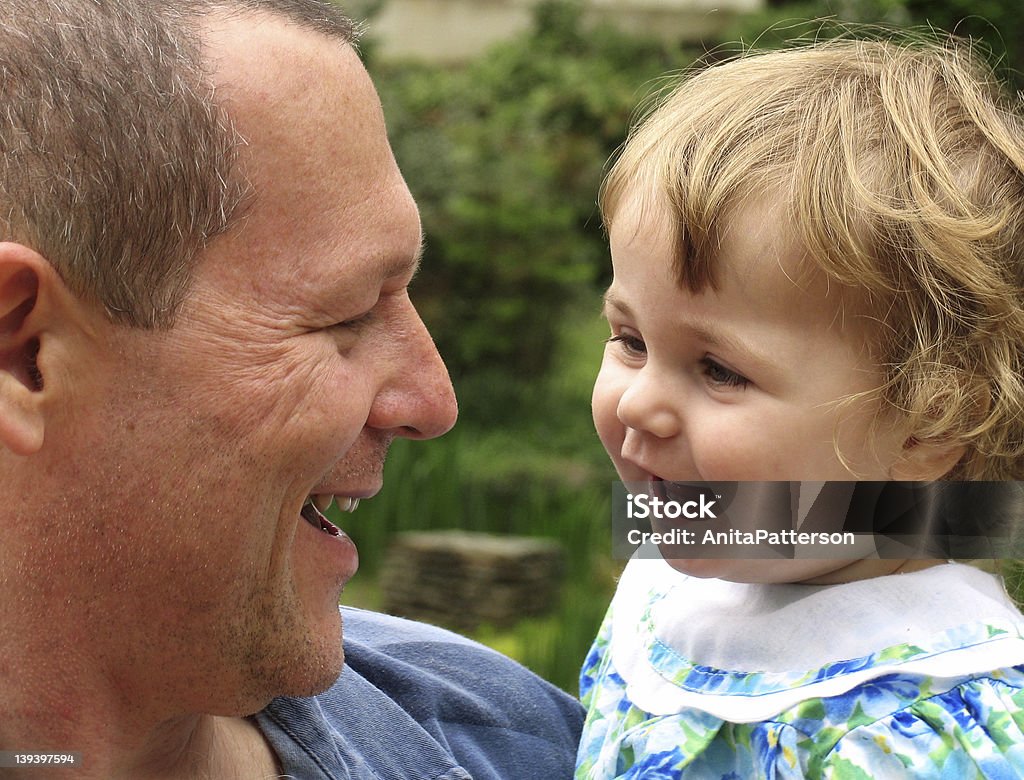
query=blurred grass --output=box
[1000,560,1024,607]
[333,298,624,694]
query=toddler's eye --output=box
[607,333,647,358]
[702,357,749,389]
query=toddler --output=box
[578,36,1024,778]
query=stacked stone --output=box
[380,530,564,631]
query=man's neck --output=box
[0,708,280,780]
[0,538,283,778]
[126,715,281,780]
[0,637,279,780]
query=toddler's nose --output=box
[616,369,681,439]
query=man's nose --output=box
[368,306,458,440]
[615,366,680,440]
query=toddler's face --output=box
[593,193,912,583]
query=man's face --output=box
[57,16,456,714]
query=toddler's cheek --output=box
[685,437,745,481]
[592,375,624,454]
[594,414,625,474]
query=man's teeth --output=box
[309,494,360,513]
[337,497,360,513]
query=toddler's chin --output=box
[661,557,865,585]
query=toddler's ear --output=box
[890,436,966,481]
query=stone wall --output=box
[380,530,564,631]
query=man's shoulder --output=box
[337,607,585,765]
[338,604,489,651]
[257,607,583,780]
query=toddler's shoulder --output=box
[814,669,1024,778]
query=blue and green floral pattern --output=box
[577,606,1024,779]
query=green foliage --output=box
[333,426,619,693]
[368,1,696,424]
[331,301,617,692]
[341,301,613,576]
[367,0,1023,428]
[903,0,1023,85]
[731,0,1022,87]
[340,0,1024,693]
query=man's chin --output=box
[270,642,345,701]
[293,658,345,698]
[291,616,347,697]
[247,607,346,702]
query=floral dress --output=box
[576,560,1024,779]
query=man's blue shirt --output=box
[254,607,584,779]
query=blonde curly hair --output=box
[601,35,1024,480]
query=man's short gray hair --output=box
[0,0,358,327]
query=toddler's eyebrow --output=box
[602,287,773,373]
[688,323,773,374]
[601,288,630,317]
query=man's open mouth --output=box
[301,495,360,536]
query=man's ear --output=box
[0,242,56,456]
[890,436,967,481]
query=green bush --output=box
[369,0,1023,430]
[731,0,1022,87]
[343,0,1024,692]
[332,301,617,693]
[368,1,697,424]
